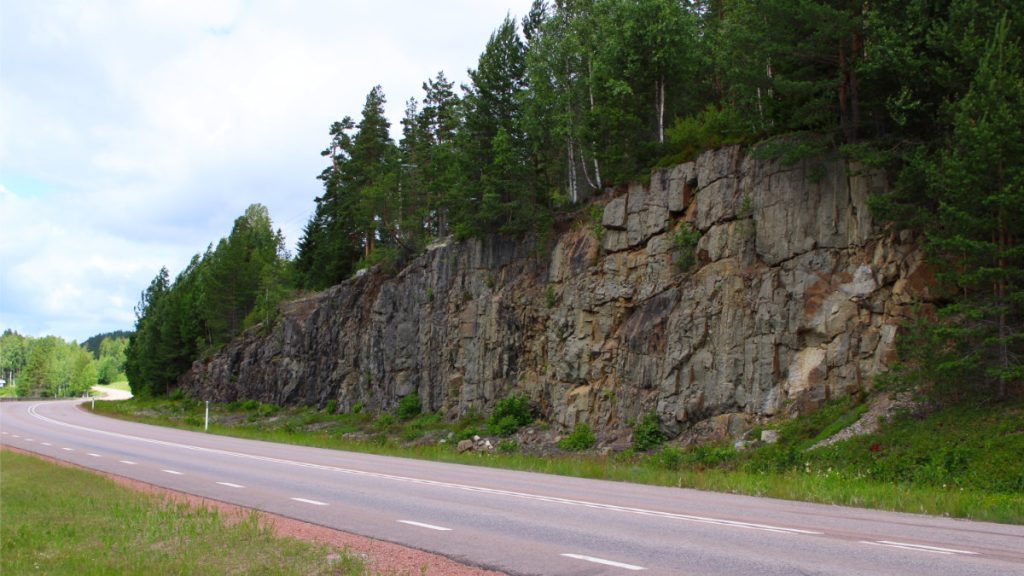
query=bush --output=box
[397,392,422,420]
[491,415,522,437]
[488,395,533,436]
[673,225,701,272]
[559,423,596,452]
[632,411,665,451]
[372,414,396,432]
[663,104,757,164]
[653,446,685,470]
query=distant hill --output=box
[82,330,132,359]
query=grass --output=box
[0,450,365,575]
[92,394,1024,525]
[104,380,133,392]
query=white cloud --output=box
[0,0,533,342]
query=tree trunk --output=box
[588,59,602,189]
[567,137,578,204]
[657,76,666,144]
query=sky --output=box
[0,0,534,343]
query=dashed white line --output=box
[62,447,74,451]
[41,442,52,446]
[397,520,452,531]
[861,541,978,556]
[11,434,19,438]
[26,403,821,536]
[24,438,33,442]
[291,497,328,506]
[562,554,645,571]
[217,482,245,488]
[161,469,184,475]
[120,460,137,465]
[87,453,102,457]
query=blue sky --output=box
[0,0,532,343]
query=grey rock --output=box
[603,196,627,230]
[180,148,930,446]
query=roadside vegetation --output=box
[0,329,129,399]
[93,393,1024,525]
[0,450,364,575]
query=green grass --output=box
[0,450,365,575]
[103,380,133,392]
[92,395,1024,524]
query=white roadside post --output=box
[205,400,209,432]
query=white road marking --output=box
[162,469,184,475]
[120,460,137,465]
[41,442,52,446]
[24,438,33,442]
[398,520,452,531]
[87,453,102,457]
[217,482,245,488]
[62,447,74,451]
[861,541,978,556]
[562,554,645,571]
[291,497,328,506]
[26,403,822,536]
[11,434,19,438]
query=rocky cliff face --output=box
[181,146,933,443]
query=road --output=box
[2,399,1022,575]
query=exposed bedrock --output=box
[182,146,935,443]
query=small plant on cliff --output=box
[545,285,556,308]
[397,391,422,420]
[632,411,666,451]
[559,423,596,451]
[488,394,533,436]
[588,204,605,243]
[673,225,701,272]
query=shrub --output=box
[545,285,556,308]
[372,414,396,432]
[397,392,422,420]
[673,225,701,272]
[324,399,337,414]
[559,423,596,451]
[488,394,533,436]
[492,415,522,437]
[632,411,665,451]
[653,446,685,470]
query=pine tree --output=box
[914,15,1024,398]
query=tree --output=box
[454,16,534,237]
[911,15,1024,398]
[96,336,129,384]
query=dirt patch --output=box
[2,446,504,576]
[809,392,919,450]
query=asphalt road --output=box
[2,399,1022,575]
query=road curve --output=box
[2,400,1022,575]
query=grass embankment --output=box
[0,450,364,575]
[93,395,1024,524]
[100,380,133,393]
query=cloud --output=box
[0,1,533,342]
